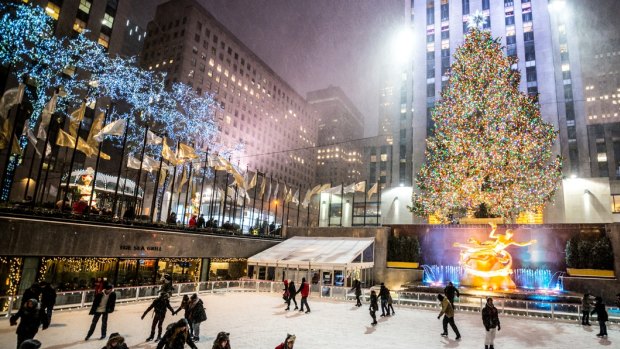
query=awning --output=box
[247,236,375,270]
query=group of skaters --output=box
[368,282,396,326]
[282,278,311,313]
[581,292,613,338]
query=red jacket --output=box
[275,344,285,349]
[299,282,310,297]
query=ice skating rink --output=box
[0,292,615,348]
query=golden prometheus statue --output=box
[453,223,536,290]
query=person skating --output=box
[187,294,207,342]
[282,280,290,304]
[286,280,298,311]
[86,283,116,341]
[387,291,395,315]
[369,290,378,326]
[142,292,175,342]
[274,333,295,349]
[444,282,460,306]
[20,284,41,307]
[10,299,49,349]
[101,332,129,349]
[350,279,362,307]
[297,277,311,313]
[156,318,198,349]
[18,339,41,349]
[39,282,56,325]
[379,283,389,316]
[482,297,500,349]
[581,293,592,326]
[437,294,461,340]
[212,331,231,349]
[591,296,608,337]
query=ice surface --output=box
[0,292,615,348]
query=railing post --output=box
[270,282,273,293]
[526,301,529,317]
[501,298,505,314]
[577,305,580,323]
[7,296,15,317]
[81,291,87,308]
[397,291,400,305]
[551,303,554,320]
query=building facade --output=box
[140,0,318,189]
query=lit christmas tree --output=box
[410,25,562,223]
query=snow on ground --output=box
[0,292,616,349]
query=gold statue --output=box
[454,223,536,289]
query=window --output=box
[525,42,536,61]
[102,13,114,28]
[440,4,449,21]
[526,66,537,82]
[79,0,91,14]
[45,2,61,20]
[427,84,435,97]
[462,0,470,14]
[98,33,110,49]
[427,3,434,25]
[522,12,533,22]
[482,0,490,10]
[523,31,534,42]
[73,19,86,33]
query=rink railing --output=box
[2,280,619,324]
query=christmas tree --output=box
[410,25,562,223]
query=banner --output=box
[0,84,25,119]
[94,118,126,142]
[146,130,162,145]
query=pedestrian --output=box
[444,282,460,306]
[167,212,177,225]
[10,299,49,349]
[39,282,56,324]
[188,294,207,342]
[350,279,362,307]
[379,283,389,316]
[212,331,231,349]
[102,332,129,349]
[188,215,197,228]
[20,284,41,307]
[581,293,592,326]
[286,280,298,311]
[297,277,311,313]
[387,291,395,315]
[591,296,608,337]
[174,295,193,336]
[85,283,116,341]
[18,339,41,349]
[142,292,175,342]
[197,214,205,228]
[282,280,290,303]
[369,290,378,326]
[482,297,500,349]
[437,294,461,340]
[274,333,296,349]
[156,318,197,349]
[94,277,105,294]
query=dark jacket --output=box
[144,297,174,317]
[298,281,310,298]
[89,290,117,315]
[156,327,197,349]
[370,293,379,311]
[188,299,207,323]
[10,302,49,337]
[444,284,460,300]
[21,287,41,306]
[482,304,500,330]
[379,285,389,301]
[288,281,297,298]
[41,285,57,308]
[351,281,361,296]
[591,301,608,322]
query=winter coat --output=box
[591,302,608,322]
[444,285,460,299]
[21,288,41,306]
[189,299,207,323]
[379,285,389,301]
[41,285,57,308]
[482,304,500,330]
[144,297,174,317]
[438,298,454,318]
[90,290,116,314]
[283,281,290,299]
[298,282,310,298]
[156,327,197,349]
[10,303,48,338]
[369,294,379,312]
[581,297,592,312]
[351,281,361,296]
[288,282,297,297]
[275,343,286,349]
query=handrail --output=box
[2,280,619,324]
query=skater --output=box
[102,333,129,349]
[212,331,231,349]
[174,295,193,336]
[20,284,41,307]
[188,294,207,342]
[286,280,298,311]
[350,279,362,307]
[444,282,460,306]
[591,296,608,337]
[387,291,395,315]
[10,299,49,349]
[18,339,41,349]
[581,293,592,326]
[298,277,311,313]
[379,283,389,316]
[482,297,500,349]
[275,333,296,349]
[437,294,461,340]
[156,318,197,349]
[282,280,290,303]
[142,292,175,341]
[369,290,378,326]
[86,283,116,341]
[39,282,56,325]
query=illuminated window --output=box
[380,154,388,161]
[98,33,110,48]
[102,13,114,29]
[79,0,91,14]
[45,2,61,20]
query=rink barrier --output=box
[1,280,619,324]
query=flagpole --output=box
[250,170,258,230]
[296,185,301,226]
[327,182,333,227]
[307,189,311,227]
[150,149,165,223]
[285,187,291,229]
[32,90,61,207]
[240,165,249,232]
[208,161,217,220]
[377,180,381,225]
[340,182,344,227]
[266,175,272,229]
[182,144,195,227]
[197,149,208,218]
[166,140,180,222]
[220,156,231,226]
[38,112,66,207]
[111,118,128,218]
[363,180,367,226]
[60,102,86,213]
[22,121,39,202]
[259,173,266,228]
[131,125,149,220]
[0,103,23,202]
[87,105,112,213]
[351,184,356,226]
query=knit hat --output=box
[18,339,42,349]
[286,334,296,343]
[216,331,230,341]
[26,299,39,308]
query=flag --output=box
[259,176,267,197]
[68,102,86,137]
[247,172,257,189]
[367,182,378,200]
[301,189,312,208]
[292,189,299,205]
[162,138,180,165]
[176,166,188,194]
[146,130,162,145]
[158,167,168,187]
[216,188,225,202]
[343,182,356,194]
[36,93,59,139]
[324,184,342,194]
[231,169,245,189]
[273,182,279,201]
[87,111,105,146]
[318,183,331,193]
[127,155,142,170]
[0,84,25,119]
[94,118,126,142]
[55,128,76,148]
[211,155,233,171]
[265,181,272,201]
[354,181,366,192]
[178,143,198,160]
[143,155,159,172]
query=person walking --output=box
[286,280,298,311]
[379,283,389,317]
[39,282,56,325]
[581,293,592,326]
[591,296,608,338]
[188,294,207,342]
[212,331,231,349]
[101,332,129,349]
[275,334,295,349]
[437,294,461,340]
[156,318,198,349]
[10,299,49,349]
[387,292,395,315]
[142,292,175,342]
[482,298,500,349]
[85,284,116,341]
[282,280,290,304]
[369,290,378,326]
[351,279,362,307]
[297,277,311,313]
[444,282,460,306]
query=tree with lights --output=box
[410,24,562,223]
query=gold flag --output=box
[259,176,267,197]
[178,143,198,160]
[158,167,168,187]
[0,118,10,150]
[367,182,378,200]
[87,111,105,146]
[248,172,257,189]
[55,129,76,148]
[176,166,188,194]
[162,138,180,165]
[68,102,86,137]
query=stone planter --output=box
[566,268,615,278]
